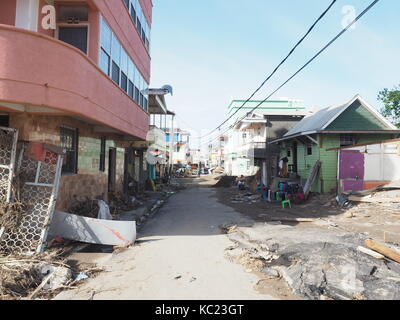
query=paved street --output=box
[55,181,275,300]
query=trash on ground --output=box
[75,272,89,281]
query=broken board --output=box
[303,161,321,199]
[48,211,137,246]
[348,196,400,203]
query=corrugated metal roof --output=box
[269,96,400,144]
[284,102,349,137]
[282,95,394,137]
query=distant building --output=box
[225,99,308,185]
[165,129,191,165]
[270,95,400,193]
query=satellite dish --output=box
[162,85,173,96]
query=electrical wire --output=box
[199,0,338,139]
[200,0,381,148]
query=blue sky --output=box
[150,0,400,136]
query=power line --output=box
[199,0,338,140]
[175,114,201,134]
[200,0,381,147]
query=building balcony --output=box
[147,125,167,151]
[0,24,149,140]
[238,142,267,158]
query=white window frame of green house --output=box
[100,17,149,111]
[307,143,313,156]
[123,0,151,52]
[340,134,355,147]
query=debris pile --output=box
[213,176,236,188]
[0,245,102,300]
[108,195,139,217]
[230,192,261,204]
[0,201,26,233]
[225,223,400,300]
[68,197,100,219]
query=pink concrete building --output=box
[0,0,153,209]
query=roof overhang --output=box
[148,94,168,115]
[236,119,267,130]
[326,138,400,151]
[270,130,400,145]
[269,131,318,144]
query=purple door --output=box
[339,150,365,191]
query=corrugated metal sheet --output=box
[284,101,350,137]
[285,95,398,137]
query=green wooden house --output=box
[270,95,400,194]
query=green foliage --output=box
[378,85,400,128]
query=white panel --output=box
[364,154,381,180]
[347,146,364,152]
[15,0,39,31]
[366,144,381,154]
[383,143,399,154]
[48,211,137,246]
[383,154,400,181]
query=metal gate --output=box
[0,142,63,254]
[0,127,18,241]
[0,127,18,202]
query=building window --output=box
[111,61,120,85]
[58,26,88,53]
[287,150,291,157]
[123,0,151,51]
[130,3,137,22]
[134,86,140,104]
[100,49,110,75]
[307,144,313,156]
[140,93,144,108]
[100,136,106,172]
[121,72,128,92]
[136,19,142,36]
[60,126,78,174]
[340,134,355,147]
[99,17,149,108]
[128,81,134,99]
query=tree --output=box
[378,85,400,128]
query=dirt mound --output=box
[212,176,236,188]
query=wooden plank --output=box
[27,272,55,300]
[365,239,400,263]
[304,160,321,198]
[269,217,316,223]
[357,246,385,259]
[349,196,400,203]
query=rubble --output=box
[68,197,101,219]
[212,176,236,188]
[35,263,72,290]
[225,223,400,300]
[0,201,26,233]
[0,245,100,300]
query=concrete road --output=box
[55,181,276,300]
